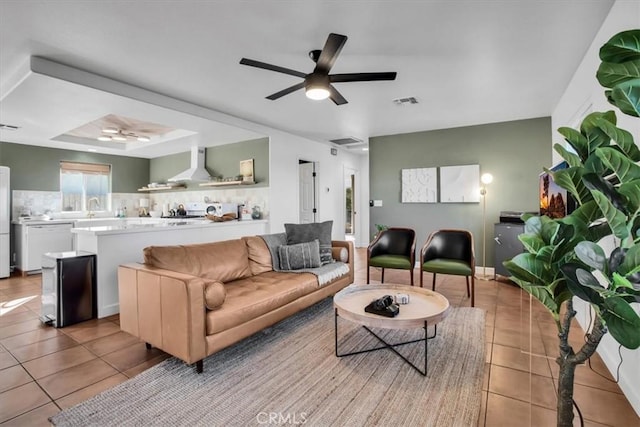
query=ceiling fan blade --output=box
[266,82,305,100]
[240,58,306,78]
[330,72,397,83]
[314,33,347,74]
[328,84,348,105]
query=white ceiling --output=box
[0,1,615,159]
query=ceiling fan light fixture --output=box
[97,135,112,141]
[137,136,150,142]
[112,134,127,141]
[305,73,330,100]
[102,127,118,134]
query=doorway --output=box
[298,160,318,223]
[344,167,357,242]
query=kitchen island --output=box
[72,219,269,318]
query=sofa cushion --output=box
[242,236,273,275]
[285,221,333,265]
[204,281,226,310]
[206,271,318,335]
[278,240,321,270]
[144,239,251,283]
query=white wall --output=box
[551,0,640,416]
[267,130,365,243]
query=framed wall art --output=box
[401,167,437,203]
[440,164,480,203]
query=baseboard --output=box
[474,266,495,276]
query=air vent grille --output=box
[393,97,418,105]
[329,137,363,146]
[0,123,20,131]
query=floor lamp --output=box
[478,173,494,281]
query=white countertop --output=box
[71,219,268,236]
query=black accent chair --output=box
[420,229,475,306]
[367,227,416,286]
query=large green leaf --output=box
[591,192,630,240]
[537,246,555,264]
[619,244,640,277]
[580,111,616,150]
[560,263,604,304]
[524,216,542,235]
[553,143,583,167]
[575,241,606,270]
[540,218,560,246]
[596,59,640,87]
[610,79,640,117]
[598,29,640,64]
[548,167,591,205]
[576,268,605,290]
[595,147,640,184]
[558,127,589,160]
[504,254,553,286]
[567,201,600,226]
[594,118,640,161]
[582,172,628,213]
[618,179,640,215]
[519,234,545,254]
[509,277,558,315]
[602,297,640,349]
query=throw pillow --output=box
[278,239,321,270]
[285,220,333,265]
[331,246,348,263]
[204,280,226,310]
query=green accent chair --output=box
[367,227,416,286]
[420,229,475,306]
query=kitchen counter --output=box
[72,218,269,318]
[71,218,261,235]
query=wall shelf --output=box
[138,184,186,192]
[199,181,256,187]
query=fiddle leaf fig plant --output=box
[504,29,640,427]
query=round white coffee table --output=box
[333,283,450,375]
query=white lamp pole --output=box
[479,173,493,280]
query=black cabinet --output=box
[494,223,524,277]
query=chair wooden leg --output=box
[432,273,436,291]
[471,275,475,307]
[381,268,385,283]
[420,270,424,288]
[367,264,370,284]
[465,276,470,297]
[410,268,414,286]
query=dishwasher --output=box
[15,222,74,274]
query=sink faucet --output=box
[87,197,100,218]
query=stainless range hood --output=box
[168,146,211,182]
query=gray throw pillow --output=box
[285,221,333,265]
[278,239,321,270]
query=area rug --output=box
[51,299,485,427]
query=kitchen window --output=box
[60,161,111,212]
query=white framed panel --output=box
[440,164,480,203]
[401,167,437,203]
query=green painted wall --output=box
[149,137,269,189]
[369,117,551,268]
[0,141,149,192]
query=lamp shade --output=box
[481,173,494,185]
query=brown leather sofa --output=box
[118,236,354,372]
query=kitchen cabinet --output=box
[14,221,74,274]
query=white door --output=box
[299,161,317,223]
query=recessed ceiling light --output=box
[87,148,98,152]
[362,147,369,151]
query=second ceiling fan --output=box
[240,33,397,105]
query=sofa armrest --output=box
[118,263,207,365]
[331,240,355,284]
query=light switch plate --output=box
[373,200,383,207]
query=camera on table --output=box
[365,294,400,317]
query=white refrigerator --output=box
[0,167,9,278]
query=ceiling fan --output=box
[239,33,397,105]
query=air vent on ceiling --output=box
[329,136,364,146]
[393,97,418,105]
[0,123,20,131]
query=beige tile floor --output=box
[0,248,638,426]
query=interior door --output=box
[299,161,317,223]
[344,168,355,236]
